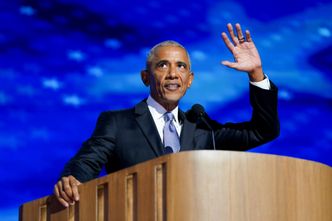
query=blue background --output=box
[1,0,332,220]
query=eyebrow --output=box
[156,60,169,65]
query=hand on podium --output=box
[53,175,81,207]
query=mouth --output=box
[164,83,180,91]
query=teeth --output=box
[166,84,179,89]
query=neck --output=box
[150,95,178,112]
[161,102,177,112]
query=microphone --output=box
[189,104,216,151]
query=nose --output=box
[167,65,178,79]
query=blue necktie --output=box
[163,112,181,154]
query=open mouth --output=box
[164,83,180,91]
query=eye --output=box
[157,61,168,69]
[178,62,187,69]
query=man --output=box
[54,23,279,207]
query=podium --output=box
[19,151,332,221]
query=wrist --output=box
[248,67,264,82]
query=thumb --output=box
[221,60,237,68]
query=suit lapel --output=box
[134,100,164,156]
[179,110,196,151]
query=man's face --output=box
[141,45,194,110]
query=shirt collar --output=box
[146,95,179,123]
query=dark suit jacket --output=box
[61,83,279,182]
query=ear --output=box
[141,70,150,87]
[187,72,194,88]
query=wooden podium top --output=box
[20,151,332,221]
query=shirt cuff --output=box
[250,75,271,90]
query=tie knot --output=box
[164,112,174,122]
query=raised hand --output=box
[221,23,264,82]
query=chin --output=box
[163,94,183,104]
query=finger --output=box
[221,32,235,53]
[54,184,60,198]
[58,197,70,208]
[54,184,69,207]
[227,23,239,45]
[58,180,73,205]
[69,176,80,201]
[235,23,245,43]
[246,30,252,42]
[62,177,73,199]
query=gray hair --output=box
[146,40,191,70]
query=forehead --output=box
[153,45,189,62]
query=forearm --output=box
[248,81,280,143]
[60,136,115,182]
[213,80,279,150]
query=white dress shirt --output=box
[250,75,270,90]
[147,96,182,142]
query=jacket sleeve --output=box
[60,111,117,183]
[212,81,280,150]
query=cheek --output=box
[183,75,192,87]
[154,73,165,85]
[150,74,164,89]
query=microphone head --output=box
[191,104,205,116]
[187,104,205,122]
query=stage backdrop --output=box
[0,0,331,220]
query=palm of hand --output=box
[232,41,261,73]
[221,24,263,78]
